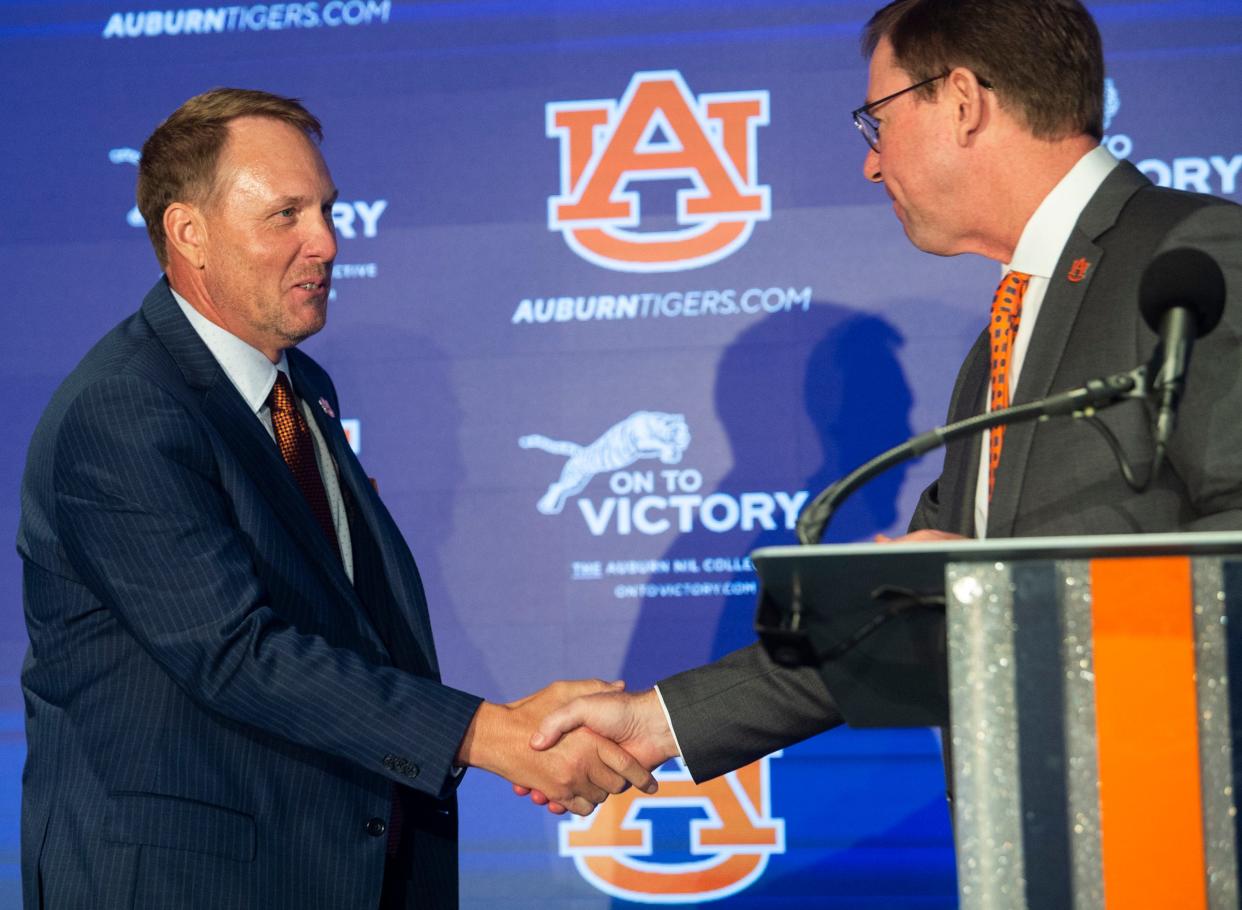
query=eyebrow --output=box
[272,189,340,209]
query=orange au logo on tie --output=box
[559,755,785,902]
[547,71,771,273]
[1067,258,1092,283]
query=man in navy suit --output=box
[17,88,652,909]
[517,0,1242,794]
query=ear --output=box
[164,202,207,269]
[945,66,988,146]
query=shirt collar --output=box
[1006,144,1119,279]
[171,287,290,414]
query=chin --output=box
[303,315,328,341]
[285,314,328,347]
[902,224,955,258]
[900,221,930,251]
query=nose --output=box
[863,146,882,183]
[305,207,338,262]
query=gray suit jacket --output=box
[660,163,1242,782]
[19,279,482,908]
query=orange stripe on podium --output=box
[1091,556,1205,909]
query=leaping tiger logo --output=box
[520,411,692,514]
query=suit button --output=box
[383,754,420,779]
[365,817,387,837]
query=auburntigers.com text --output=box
[511,286,813,324]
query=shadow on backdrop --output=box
[609,302,955,908]
[618,300,916,683]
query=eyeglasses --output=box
[851,72,949,152]
[852,72,995,151]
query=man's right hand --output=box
[455,679,657,816]
[514,688,680,814]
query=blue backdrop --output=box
[2,1,1240,906]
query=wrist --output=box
[637,689,680,762]
[455,700,511,771]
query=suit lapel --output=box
[943,330,990,536]
[198,382,362,603]
[987,163,1151,537]
[142,281,379,643]
[987,231,1101,536]
[291,356,441,678]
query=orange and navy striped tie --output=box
[988,271,1030,499]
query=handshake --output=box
[455,680,679,816]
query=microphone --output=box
[795,367,1145,545]
[794,249,1228,546]
[1139,248,1226,447]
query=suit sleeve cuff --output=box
[385,688,483,800]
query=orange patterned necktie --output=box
[988,271,1030,500]
[268,372,340,556]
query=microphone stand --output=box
[796,365,1150,545]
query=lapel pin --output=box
[318,397,336,418]
[1067,257,1092,283]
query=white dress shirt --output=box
[172,289,354,580]
[973,144,1120,536]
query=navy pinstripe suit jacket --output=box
[18,278,483,909]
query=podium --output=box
[752,532,1242,910]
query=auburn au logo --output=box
[1067,257,1092,283]
[547,70,771,273]
[559,755,784,903]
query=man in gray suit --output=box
[18,88,653,909]
[518,0,1242,794]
